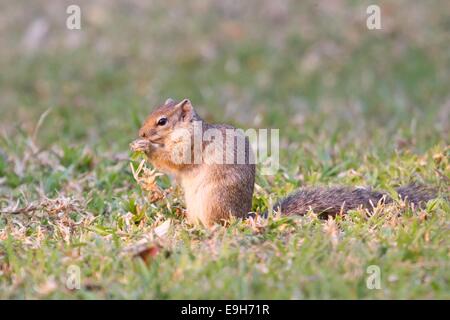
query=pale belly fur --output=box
[180,168,211,226]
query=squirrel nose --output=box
[139,130,147,138]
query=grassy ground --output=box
[0,0,449,299]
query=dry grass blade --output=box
[0,201,38,215]
[32,108,52,143]
[0,196,82,216]
[130,158,171,203]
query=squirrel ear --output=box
[179,99,192,112]
[176,99,194,121]
[165,98,176,106]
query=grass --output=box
[0,0,449,299]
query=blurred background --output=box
[0,0,449,154]
[0,0,449,300]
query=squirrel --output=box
[131,98,437,227]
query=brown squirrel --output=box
[131,98,437,227]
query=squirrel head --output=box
[139,98,199,145]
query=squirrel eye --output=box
[157,117,168,126]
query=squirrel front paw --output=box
[130,138,152,152]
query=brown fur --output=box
[137,98,255,227]
[136,99,438,227]
[273,184,437,217]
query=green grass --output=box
[0,0,449,299]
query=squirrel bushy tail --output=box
[272,184,437,217]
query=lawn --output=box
[0,0,449,299]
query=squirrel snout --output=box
[139,128,162,145]
[139,129,148,138]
